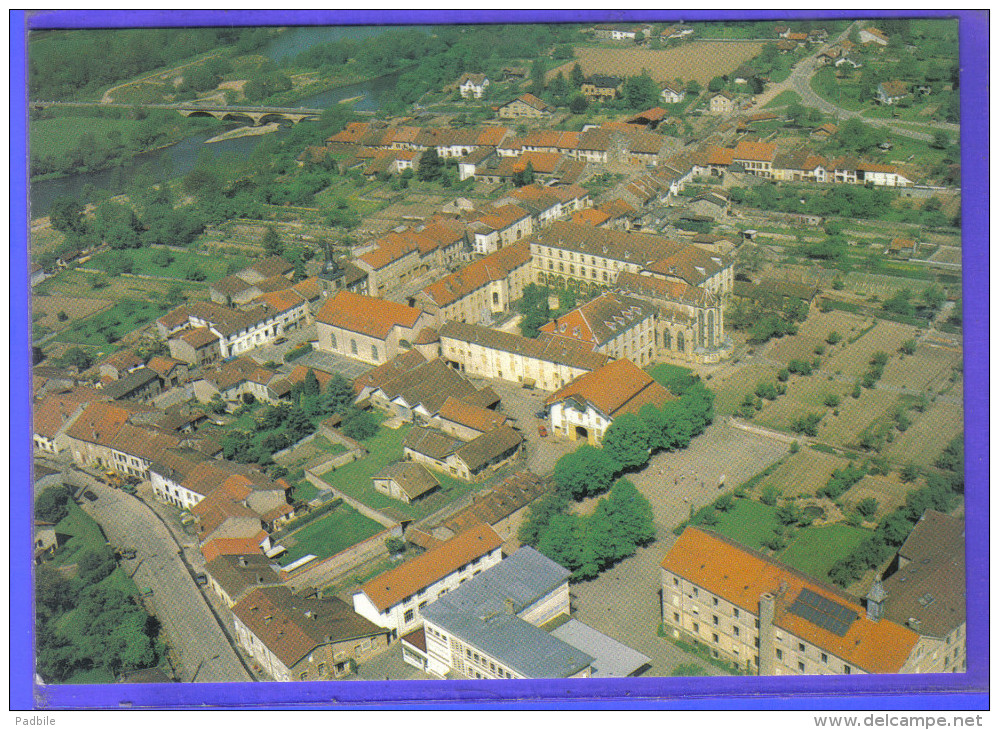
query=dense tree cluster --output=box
[35,485,72,524]
[727,295,809,345]
[519,479,655,581]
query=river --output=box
[29,24,429,217]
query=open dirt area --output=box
[841,474,913,520]
[549,42,766,86]
[32,295,112,332]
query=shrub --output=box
[789,441,800,454]
[788,359,813,376]
[715,494,735,512]
[755,381,778,400]
[35,485,71,524]
[823,394,841,408]
[900,338,917,355]
[856,497,878,518]
[814,345,825,355]
[900,462,921,483]
[760,484,780,506]
[791,412,822,437]
[818,462,867,499]
[826,330,841,345]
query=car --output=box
[118,548,137,560]
[194,573,208,587]
[274,336,288,345]
[83,490,98,502]
[537,424,548,437]
[534,410,547,419]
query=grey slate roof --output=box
[551,619,651,677]
[421,547,593,678]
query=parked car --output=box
[83,490,98,502]
[194,573,208,587]
[537,424,548,437]
[274,336,288,345]
[534,410,547,419]
[118,548,137,560]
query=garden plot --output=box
[754,377,852,434]
[841,272,932,299]
[32,295,111,333]
[710,361,782,417]
[824,321,921,378]
[840,474,912,521]
[757,448,852,499]
[885,401,964,468]
[776,524,872,584]
[35,268,210,302]
[274,435,348,471]
[814,389,900,449]
[879,344,963,391]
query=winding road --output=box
[748,23,959,143]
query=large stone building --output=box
[660,528,953,676]
[538,291,656,366]
[415,240,533,325]
[438,320,610,391]
[315,291,435,366]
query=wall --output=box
[281,526,398,591]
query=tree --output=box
[340,408,378,441]
[60,346,93,371]
[601,413,651,471]
[715,493,735,512]
[553,445,616,500]
[856,497,879,518]
[530,56,547,96]
[622,71,660,109]
[570,62,585,88]
[685,79,702,96]
[518,491,570,547]
[323,373,355,414]
[417,148,443,181]
[568,93,588,114]
[77,546,117,585]
[35,485,71,524]
[302,368,321,398]
[708,76,725,92]
[261,226,283,257]
[513,160,535,187]
[49,196,87,234]
[549,73,569,104]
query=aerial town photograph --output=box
[24,12,972,696]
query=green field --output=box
[55,297,171,345]
[764,90,802,108]
[30,116,147,159]
[278,504,385,565]
[777,523,872,582]
[319,423,485,521]
[86,246,247,283]
[703,499,780,551]
[50,499,107,567]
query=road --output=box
[749,23,959,143]
[77,476,252,683]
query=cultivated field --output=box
[885,401,964,468]
[879,344,963,391]
[548,42,766,86]
[756,447,851,499]
[35,268,211,302]
[840,272,935,299]
[823,321,920,378]
[31,295,111,333]
[841,474,912,519]
[754,376,852,434]
[814,389,900,449]
[776,524,872,584]
[711,361,782,417]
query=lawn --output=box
[86,246,246,283]
[277,504,385,565]
[648,362,695,392]
[810,67,867,111]
[54,297,172,345]
[50,499,107,567]
[777,524,872,583]
[764,90,802,109]
[319,423,487,521]
[711,362,782,417]
[705,499,780,552]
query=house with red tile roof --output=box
[465,202,533,255]
[352,523,504,638]
[32,396,87,455]
[431,396,509,440]
[661,527,935,675]
[546,358,675,445]
[192,357,278,406]
[315,291,435,366]
[732,140,778,177]
[234,586,390,681]
[539,292,657,366]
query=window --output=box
[371,345,379,361]
[776,649,783,660]
[300,672,309,680]
[754,638,760,648]
[754,619,760,629]
[712,633,719,644]
[733,626,740,637]
[821,653,828,664]
[419,601,428,609]
[713,597,719,606]
[798,662,805,672]
[403,609,414,623]
[733,608,740,618]
[692,622,699,633]
[844,665,851,674]
[693,588,699,597]
[350,339,358,355]
[673,613,680,623]
[713,615,719,626]
[673,578,679,587]
[798,643,805,652]
[467,649,472,658]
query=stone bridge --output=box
[30,100,325,126]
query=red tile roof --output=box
[315,291,425,340]
[437,396,508,434]
[733,140,778,163]
[662,528,921,674]
[358,524,503,611]
[546,358,675,418]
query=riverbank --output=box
[205,122,281,143]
